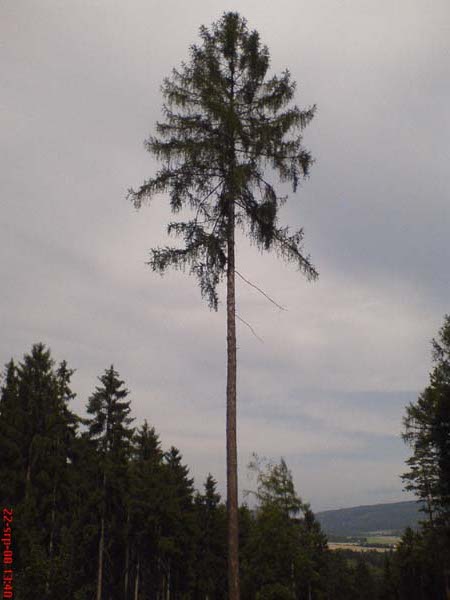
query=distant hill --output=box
[316,500,423,536]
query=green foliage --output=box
[127,421,165,597]
[0,344,78,598]
[402,314,450,526]
[158,446,197,595]
[84,365,135,600]
[85,365,134,459]
[129,15,318,598]
[353,556,377,600]
[390,526,448,600]
[9,343,437,599]
[248,454,304,517]
[193,474,227,599]
[256,583,295,600]
[325,551,355,600]
[0,360,23,504]
[243,456,329,600]
[129,11,317,309]
[399,314,450,599]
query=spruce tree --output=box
[352,556,376,600]
[0,360,23,504]
[296,506,328,599]
[85,365,134,600]
[394,528,425,600]
[65,431,101,599]
[378,553,398,600]
[159,446,196,598]
[429,318,450,524]
[129,13,317,597]
[402,386,440,525]
[128,421,165,598]
[402,315,450,598]
[0,344,78,598]
[325,551,355,600]
[402,315,450,526]
[193,474,227,599]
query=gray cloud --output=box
[1,0,448,510]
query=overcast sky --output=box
[1,0,449,511]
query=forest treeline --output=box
[0,333,449,599]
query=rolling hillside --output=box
[316,500,423,536]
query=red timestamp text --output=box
[2,508,13,599]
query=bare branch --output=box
[236,270,287,311]
[235,312,264,343]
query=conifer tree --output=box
[65,431,101,599]
[129,13,317,597]
[193,474,227,599]
[401,315,450,598]
[352,556,376,600]
[0,360,23,504]
[246,456,327,599]
[128,421,165,598]
[403,315,450,526]
[159,446,196,598]
[0,344,78,598]
[402,387,439,525]
[85,365,134,600]
[249,455,304,517]
[15,344,77,502]
[378,553,398,600]
[429,318,450,524]
[325,551,355,600]
[394,528,426,600]
[297,506,328,599]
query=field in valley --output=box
[329,535,401,552]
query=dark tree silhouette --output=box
[129,12,317,599]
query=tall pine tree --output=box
[129,13,317,598]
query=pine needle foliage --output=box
[129,11,317,309]
[129,14,317,598]
[86,365,134,458]
[402,315,450,526]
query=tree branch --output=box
[235,312,264,343]
[235,270,287,311]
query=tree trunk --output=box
[226,195,239,600]
[96,472,106,600]
[48,481,57,558]
[424,476,435,527]
[124,511,130,599]
[25,438,34,501]
[167,562,171,600]
[96,515,105,600]
[45,479,57,594]
[134,559,140,600]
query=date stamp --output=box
[2,508,13,599]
